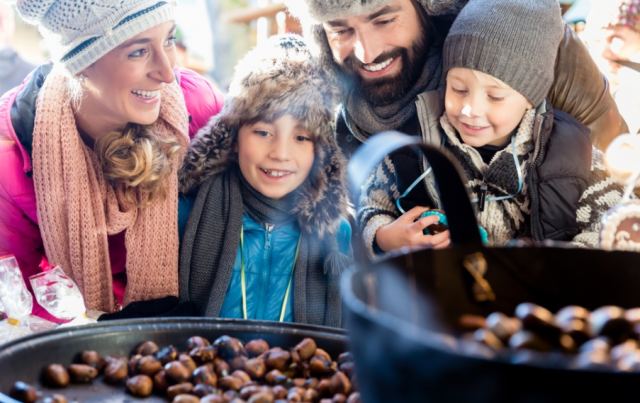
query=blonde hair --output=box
[95,123,182,207]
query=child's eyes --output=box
[451,87,468,95]
[295,134,313,142]
[488,95,505,102]
[253,130,271,137]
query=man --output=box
[287,0,629,252]
[287,0,627,155]
[0,2,34,95]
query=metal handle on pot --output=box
[348,131,483,255]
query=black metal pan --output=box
[0,317,347,402]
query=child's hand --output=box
[375,206,451,252]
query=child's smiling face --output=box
[445,67,533,148]
[237,114,315,200]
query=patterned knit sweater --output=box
[358,102,625,255]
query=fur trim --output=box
[286,0,467,23]
[179,35,347,236]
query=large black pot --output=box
[343,132,640,403]
[0,317,347,402]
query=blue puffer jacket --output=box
[219,214,350,322]
[178,198,351,322]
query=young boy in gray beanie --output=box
[360,0,625,254]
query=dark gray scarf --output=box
[179,167,344,327]
[343,45,443,136]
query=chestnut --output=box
[68,364,98,383]
[187,336,211,350]
[137,355,163,376]
[213,335,246,360]
[264,348,290,371]
[245,357,267,379]
[193,365,218,386]
[330,371,352,395]
[42,394,67,403]
[485,312,521,342]
[126,375,153,397]
[154,370,169,393]
[302,388,319,402]
[590,306,634,345]
[167,382,194,400]
[172,394,200,403]
[179,353,198,375]
[201,395,225,403]
[165,361,192,383]
[79,351,105,371]
[219,375,244,391]
[473,328,504,350]
[42,364,70,388]
[309,354,334,375]
[347,392,362,403]
[193,383,218,397]
[135,340,160,356]
[248,391,275,403]
[103,358,128,384]
[213,357,231,377]
[190,346,217,365]
[157,345,179,364]
[508,331,552,352]
[272,385,288,399]
[292,338,317,362]
[245,339,270,358]
[514,303,560,341]
[9,381,38,403]
[265,369,287,385]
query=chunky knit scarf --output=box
[440,109,536,245]
[32,68,189,312]
[342,45,443,137]
[180,166,344,327]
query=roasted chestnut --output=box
[68,364,98,383]
[187,336,211,350]
[126,374,153,397]
[135,340,160,356]
[9,381,38,403]
[245,339,270,358]
[165,361,191,383]
[214,335,246,360]
[103,358,128,384]
[42,364,70,388]
[167,382,194,400]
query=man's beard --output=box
[338,35,428,107]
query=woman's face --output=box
[80,21,177,133]
[237,114,315,200]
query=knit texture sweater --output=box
[358,100,624,255]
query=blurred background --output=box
[3,0,301,91]
[2,0,639,134]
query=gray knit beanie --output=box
[16,0,175,75]
[443,0,564,107]
[286,0,467,23]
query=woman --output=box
[0,0,223,317]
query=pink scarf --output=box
[32,68,188,312]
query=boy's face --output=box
[237,114,315,200]
[445,68,532,148]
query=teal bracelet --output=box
[420,210,489,244]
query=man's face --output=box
[322,0,426,106]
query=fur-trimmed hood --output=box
[179,35,347,236]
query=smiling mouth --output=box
[361,57,395,72]
[261,168,293,178]
[461,122,489,131]
[131,89,161,99]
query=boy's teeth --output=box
[363,58,393,72]
[132,89,159,98]
[263,169,289,177]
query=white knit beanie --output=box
[16,0,176,75]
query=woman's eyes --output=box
[165,36,177,47]
[128,48,148,58]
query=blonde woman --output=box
[0,0,223,319]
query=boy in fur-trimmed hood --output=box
[178,35,351,327]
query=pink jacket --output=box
[0,67,223,319]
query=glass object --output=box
[29,266,86,321]
[0,256,32,320]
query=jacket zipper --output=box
[256,223,274,319]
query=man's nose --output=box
[353,32,384,65]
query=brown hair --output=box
[95,123,182,207]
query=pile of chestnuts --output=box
[8,335,359,403]
[459,302,640,371]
